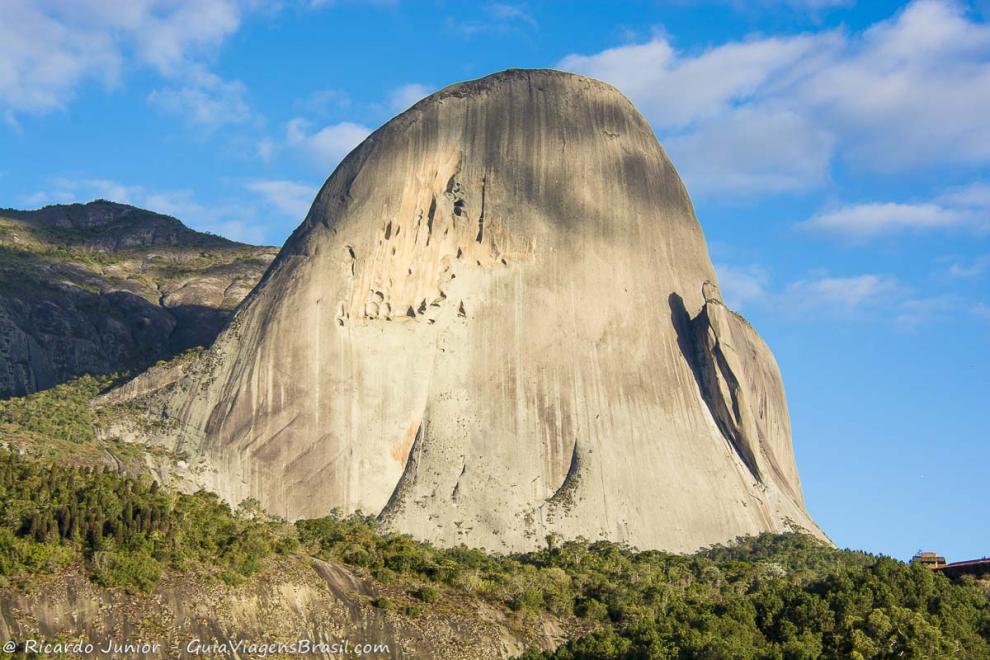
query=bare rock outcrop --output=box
[99,69,824,552]
[0,557,561,659]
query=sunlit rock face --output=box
[102,69,824,552]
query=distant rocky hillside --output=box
[0,200,277,397]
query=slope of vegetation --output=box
[0,375,127,468]
[0,372,171,471]
[0,451,293,592]
[1,374,988,657]
[0,374,117,445]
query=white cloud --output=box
[148,68,250,127]
[800,202,969,239]
[0,1,121,113]
[560,33,827,130]
[715,264,969,326]
[946,254,990,278]
[784,0,851,7]
[558,1,990,195]
[149,193,270,244]
[21,191,51,207]
[939,181,990,209]
[286,118,372,172]
[783,274,957,327]
[799,179,990,240]
[0,0,246,118]
[486,3,537,27]
[786,274,903,310]
[246,179,316,219]
[126,0,240,74]
[713,252,986,329]
[666,108,834,195]
[801,1,990,169]
[388,83,432,112]
[715,263,770,309]
[140,189,206,220]
[716,0,852,10]
[892,294,959,327]
[445,2,538,38]
[256,138,277,162]
[309,0,399,7]
[293,88,352,116]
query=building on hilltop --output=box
[911,551,947,569]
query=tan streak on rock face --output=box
[392,422,419,464]
[98,69,826,552]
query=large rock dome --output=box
[101,69,824,552]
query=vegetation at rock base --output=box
[0,451,294,594]
[1,374,988,656]
[297,517,990,658]
[520,555,990,658]
[0,446,986,657]
[0,374,118,445]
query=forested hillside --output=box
[1,375,988,658]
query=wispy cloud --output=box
[388,83,432,112]
[148,68,251,128]
[487,3,538,26]
[0,1,122,114]
[714,263,771,309]
[892,294,961,328]
[246,179,316,220]
[559,1,990,196]
[285,118,371,172]
[783,272,961,327]
[945,253,990,278]
[786,274,903,309]
[799,181,990,241]
[939,181,990,209]
[308,0,399,8]
[666,108,834,195]
[445,2,538,38]
[292,88,353,117]
[717,265,976,328]
[561,33,825,130]
[714,0,853,10]
[256,138,277,162]
[0,0,247,120]
[800,202,969,240]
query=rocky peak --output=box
[98,69,824,553]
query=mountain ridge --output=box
[0,200,276,397]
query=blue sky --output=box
[1,0,988,562]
